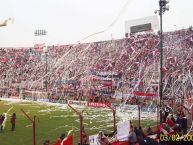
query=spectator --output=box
[134,126,140,137]
[170,114,175,123]
[145,137,159,145]
[0,114,5,132]
[137,135,146,145]
[163,106,170,123]
[10,113,16,131]
[128,126,137,145]
[52,133,65,145]
[177,107,185,118]
[139,126,146,138]
[43,140,50,145]
[79,127,89,145]
[59,133,65,140]
[0,114,3,132]
[97,131,111,145]
[181,117,187,134]
[146,126,153,136]
[167,115,175,128]
[175,115,182,126]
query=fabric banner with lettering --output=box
[87,102,112,108]
[68,100,87,106]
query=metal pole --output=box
[111,68,113,99]
[157,105,159,130]
[33,116,36,145]
[159,0,163,124]
[80,115,83,145]
[68,104,84,145]
[138,105,141,128]
[45,52,48,92]
[182,84,185,108]
[45,51,50,102]
[108,105,116,131]
[21,109,37,145]
[113,109,116,131]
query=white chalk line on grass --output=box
[26,124,32,128]
[49,115,71,119]
[55,125,71,130]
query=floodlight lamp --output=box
[164,5,170,11]
[166,0,170,4]
[159,0,166,7]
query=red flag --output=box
[62,136,73,145]
[133,91,157,97]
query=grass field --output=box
[0,99,157,145]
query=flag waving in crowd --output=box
[52,134,73,145]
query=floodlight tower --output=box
[155,0,170,124]
[34,29,48,91]
[43,46,48,93]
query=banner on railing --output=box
[117,121,130,141]
[87,102,112,108]
[67,100,87,106]
[89,134,100,145]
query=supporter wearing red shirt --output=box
[177,106,185,118]
[52,133,65,145]
[167,116,174,128]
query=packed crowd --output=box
[160,105,188,136]
[0,28,193,105]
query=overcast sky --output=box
[0,0,193,47]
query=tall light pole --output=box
[43,46,48,93]
[34,29,48,97]
[155,0,169,124]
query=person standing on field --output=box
[0,114,5,132]
[10,113,16,131]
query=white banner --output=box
[117,121,130,141]
[89,134,100,145]
[67,100,87,106]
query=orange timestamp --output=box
[160,134,193,142]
